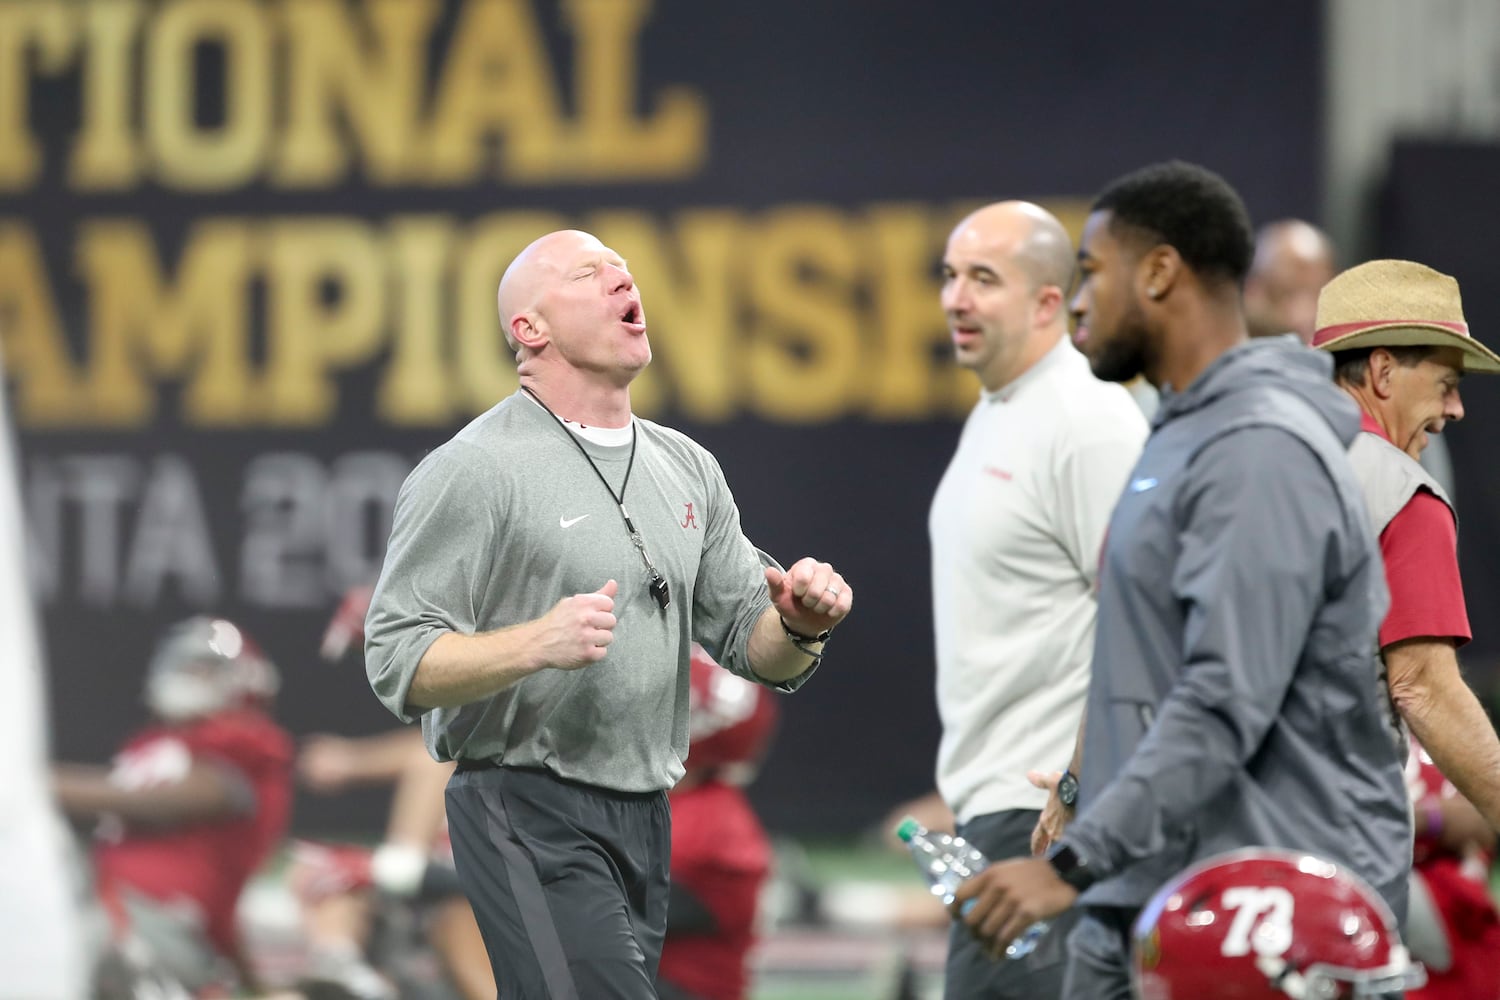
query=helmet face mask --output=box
[145,664,232,721]
[143,617,278,723]
[1295,958,1423,999]
[1131,848,1426,1000]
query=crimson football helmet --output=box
[144,616,279,722]
[686,644,778,784]
[1132,848,1425,999]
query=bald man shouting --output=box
[365,229,850,998]
[931,203,1147,997]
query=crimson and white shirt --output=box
[931,337,1147,821]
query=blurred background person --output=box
[1404,734,1500,1000]
[1243,219,1337,344]
[0,368,85,999]
[294,584,492,1000]
[293,728,490,1000]
[657,644,779,1000]
[53,617,292,996]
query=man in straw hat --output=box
[948,161,1409,998]
[1314,260,1500,972]
[1249,225,1458,496]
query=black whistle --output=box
[649,573,671,611]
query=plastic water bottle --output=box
[895,816,987,910]
[895,817,1050,959]
[1005,920,1049,959]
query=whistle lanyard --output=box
[521,386,671,610]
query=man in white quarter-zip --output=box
[929,202,1147,998]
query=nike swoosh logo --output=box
[559,514,590,528]
[1129,477,1159,493]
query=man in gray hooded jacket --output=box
[952,162,1410,999]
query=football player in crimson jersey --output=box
[53,617,293,996]
[656,645,780,1000]
[1404,736,1500,1000]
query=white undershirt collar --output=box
[520,389,635,446]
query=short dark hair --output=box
[1092,161,1254,285]
[1330,345,1437,387]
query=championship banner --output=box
[1,0,1320,834]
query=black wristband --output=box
[780,617,831,656]
[1046,842,1095,892]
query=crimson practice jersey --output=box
[1407,738,1500,1000]
[94,708,294,954]
[657,781,771,1000]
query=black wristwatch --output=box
[1046,841,1095,892]
[1057,769,1079,809]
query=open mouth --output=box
[620,301,646,330]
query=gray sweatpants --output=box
[446,765,672,1000]
[945,809,1073,1000]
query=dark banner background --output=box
[1379,140,1500,688]
[4,0,1323,837]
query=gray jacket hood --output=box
[1153,334,1362,450]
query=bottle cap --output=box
[895,817,921,843]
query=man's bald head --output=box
[952,201,1076,297]
[941,201,1077,390]
[1245,219,1336,342]
[496,229,603,352]
[1250,220,1334,278]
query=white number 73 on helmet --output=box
[1220,886,1296,958]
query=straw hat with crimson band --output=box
[1311,259,1500,374]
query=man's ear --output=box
[1369,348,1396,399]
[511,313,547,351]
[1140,245,1183,302]
[1033,284,1065,328]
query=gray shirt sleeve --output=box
[1061,427,1339,878]
[684,450,806,692]
[365,443,496,723]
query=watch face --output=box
[1058,771,1079,807]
